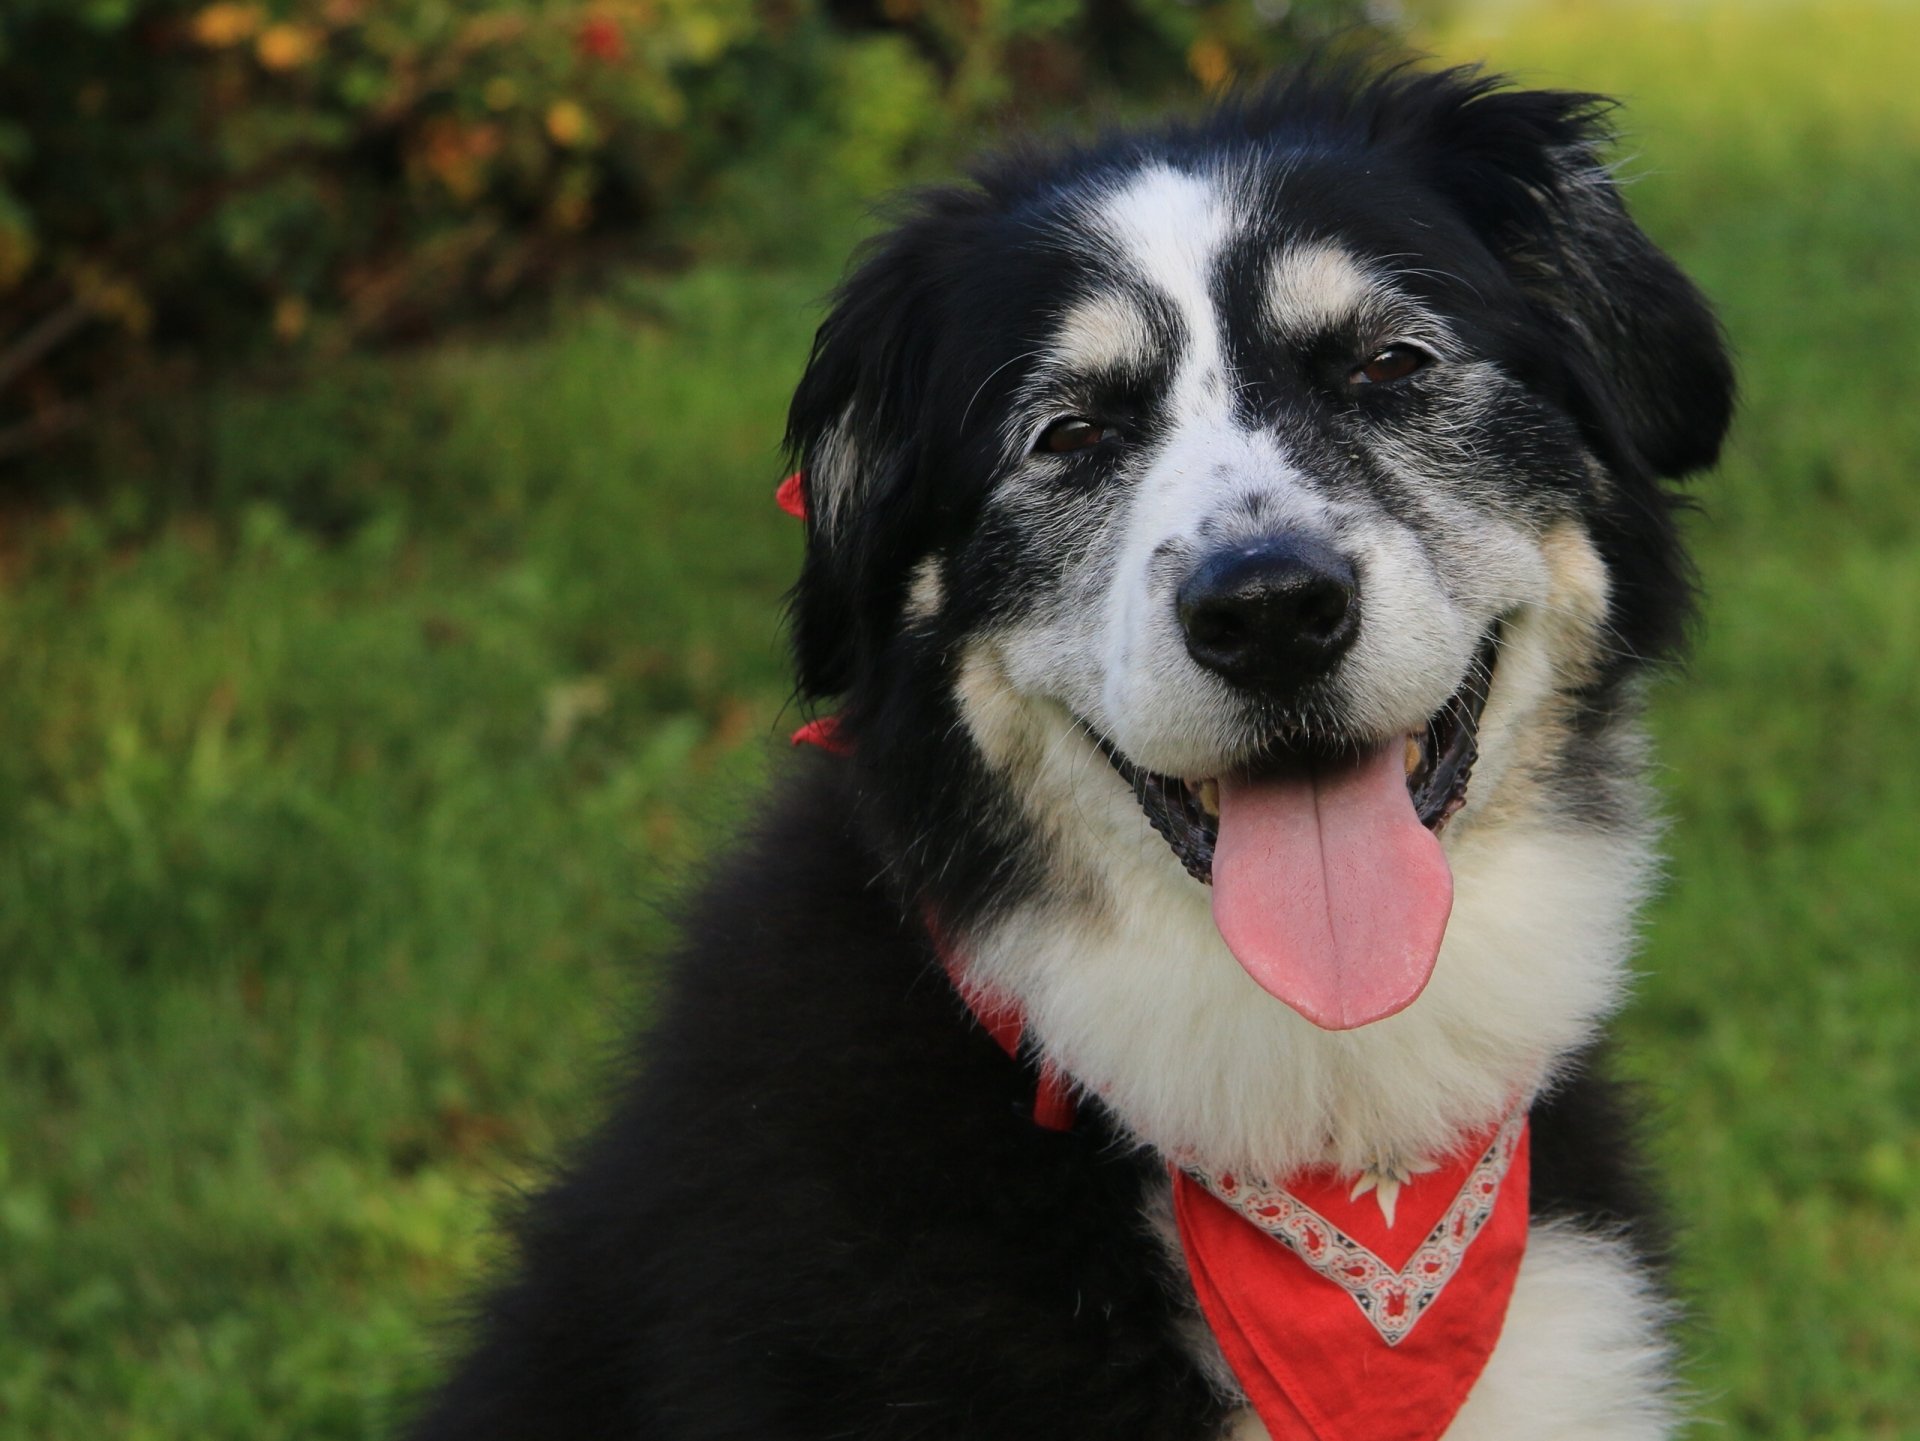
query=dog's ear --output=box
[1544,167,1735,478]
[1389,71,1735,479]
[784,194,976,700]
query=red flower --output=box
[576,16,624,62]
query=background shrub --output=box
[0,0,1381,459]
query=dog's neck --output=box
[957,796,1652,1179]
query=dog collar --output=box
[781,479,1527,1438]
[784,705,1074,1127]
[925,912,1080,1131]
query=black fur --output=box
[407,62,1732,1440]
[410,762,1225,1439]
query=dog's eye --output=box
[1350,345,1430,387]
[1036,417,1109,454]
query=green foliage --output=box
[0,0,1375,454]
[0,271,816,1437]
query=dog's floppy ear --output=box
[784,190,986,700]
[1525,146,1735,480]
[783,334,893,703]
[1390,71,1735,479]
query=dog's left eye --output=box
[1349,344,1430,387]
[1035,417,1110,454]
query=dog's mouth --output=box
[1099,632,1498,885]
[1093,630,1499,1030]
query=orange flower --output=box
[419,120,500,201]
[545,99,591,148]
[1187,37,1233,94]
[190,3,264,47]
[272,295,310,344]
[256,23,323,72]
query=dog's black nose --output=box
[1177,535,1360,691]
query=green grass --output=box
[3,2,1917,1435]
[0,271,823,1437]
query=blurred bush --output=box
[0,0,1381,461]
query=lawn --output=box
[2,2,1916,1436]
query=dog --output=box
[407,62,1733,1441]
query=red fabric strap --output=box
[776,470,808,519]
[926,910,1077,1132]
[789,715,850,755]
[789,715,1073,1130]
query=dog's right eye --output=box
[1035,417,1109,454]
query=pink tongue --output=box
[1210,742,1453,1030]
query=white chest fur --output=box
[965,810,1649,1180]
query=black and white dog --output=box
[410,63,1732,1441]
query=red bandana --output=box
[780,489,1526,1437]
[1175,1115,1528,1441]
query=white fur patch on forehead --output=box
[1049,292,1159,377]
[1084,165,1238,345]
[1265,241,1380,339]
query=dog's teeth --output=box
[1195,778,1220,817]
[1405,735,1422,776]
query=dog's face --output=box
[958,171,1542,778]
[787,70,1732,1052]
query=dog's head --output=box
[785,65,1732,1036]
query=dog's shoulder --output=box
[408,758,1226,1441]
